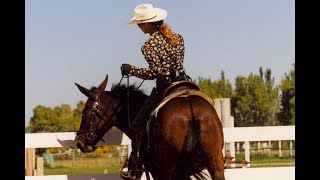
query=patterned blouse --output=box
[129,31,185,80]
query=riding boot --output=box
[127,137,142,179]
[130,131,145,177]
[128,88,161,179]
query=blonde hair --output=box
[159,22,178,46]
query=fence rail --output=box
[25,126,295,148]
[223,126,295,142]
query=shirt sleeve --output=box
[129,64,159,80]
[128,32,185,80]
[129,41,163,80]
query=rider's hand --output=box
[121,63,132,76]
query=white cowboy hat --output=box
[128,4,167,24]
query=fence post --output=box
[120,145,129,164]
[278,141,282,157]
[230,141,235,168]
[72,148,76,167]
[26,148,34,176]
[236,142,240,154]
[36,157,44,176]
[244,141,250,168]
[268,141,271,157]
[290,140,293,157]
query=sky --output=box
[25,0,295,126]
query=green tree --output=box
[26,102,85,133]
[26,105,58,133]
[277,64,295,125]
[232,67,279,126]
[53,104,74,132]
[73,101,86,130]
[195,71,233,98]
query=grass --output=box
[44,156,123,175]
[225,150,295,168]
[44,150,295,175]
[44,165,122,175]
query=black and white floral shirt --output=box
[129,31,185,80]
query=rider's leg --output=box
[128,88,161,178]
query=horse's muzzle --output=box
[75,135,96,153]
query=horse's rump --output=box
[148,94,224,179]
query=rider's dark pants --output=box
[128,87,161,171]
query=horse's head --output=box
[74,75,121,153]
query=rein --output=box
[122,75,145,129]
[126,75,131,129]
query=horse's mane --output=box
[87,83,147,97]
[110,83,148,98]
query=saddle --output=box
[162,80,200,97]
[151,84,215,119]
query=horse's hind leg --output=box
[200,126,225,179]
[202,142,225,180]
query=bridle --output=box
[86,96,119,143]
[77,75,145,146]
[77,77,125,146]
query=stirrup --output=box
[128,169,144,180]
[119,158,143,180]
[119,158,131,179]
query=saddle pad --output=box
[150,89,215,118]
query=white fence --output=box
[25,126,295,180]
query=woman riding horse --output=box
[120,3,192,178]
[75,75,225,179]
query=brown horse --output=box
[75,75,225,180]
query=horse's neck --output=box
[115,123,134,140]
[114,111,135,140]
[114,93,147,140]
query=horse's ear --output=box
[97,75,108,90]
[75,83,91,97]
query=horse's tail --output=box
[176,98,208,180]
[183,97,200,153]
[183,113,200,153]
